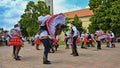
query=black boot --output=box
[111,44,115,48]
[14,56,21,60]
[73,48,79,56]
[36,45,40,50]
[43,54,51,64]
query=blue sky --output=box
[0,0,89,30]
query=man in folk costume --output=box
[38,13,65,64]
[8,24,23,60]
[70,21,79,56]
[110,31,115,48]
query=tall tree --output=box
[88,0,120,36]
[19,1,49,37]
[73,15,84,33]
[63,18,71,32]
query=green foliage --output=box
[88,0,120,36]
[63,18,71,32]
[58,41,65,45]
[73,15,84,33]
[19,1,49,37]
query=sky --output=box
[0,0,89,31]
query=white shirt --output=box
[39,30,48,38]
[110,32,115,38]
[35,34,40,39]
[8,28,14,38]
[66,31,71,38]
[72,26,78,37]
[81,33,85,39]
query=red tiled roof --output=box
[63,8,94,18]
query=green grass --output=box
[58,41,65,45]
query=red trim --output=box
[45,13,65,37]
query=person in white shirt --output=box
[38,13,65,64]
[65,31,71,49]
[38,15,51,64]
[70,21,79,56]
[110,31,115,48]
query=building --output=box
[36,0,53,14]
[64,8,94,30]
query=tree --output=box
[63,17,71,32]
[88,0,120,36]
[19,1,49,37]
[73,15,84,33]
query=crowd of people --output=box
[4,13,116,65]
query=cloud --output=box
[0,0,35,30]
[53,0,89,14]
[0,0,89,30]
[85,6,90,8]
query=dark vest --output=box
[71,28,74,35]
[40,25,48,33]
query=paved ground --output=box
[0,42,120,68]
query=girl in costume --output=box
[8,24,23,60]
[34,32,41,50]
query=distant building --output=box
[64,8,94,30]
[36,0,53,14]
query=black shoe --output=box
[43,61,51,64]
[36,49,40,50]
[18,56,21,58]
[73,53,79,56]
[106,46,109,48]
[14,56,21,60]
[97,48,101,50]
[81,47,85,48]
[46,60,51,62]
[81,47,87,49]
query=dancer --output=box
[34,32,41,50]
[38,13,65,64]
[8,24,23,60]
[70,21,79,56]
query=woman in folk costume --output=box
[34,32,41,50]
[38,13,65,64]
[82,35,89,49]
[65,30,71,49]
[8,24,23,60]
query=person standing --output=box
[38,13,65,64]
[38,15,51,64]
[8,24,23,60]
[70,21,79,56]
[34,32,41,50]
[110,31,115,48]
[64,31,71,49]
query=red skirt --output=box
[76,39,80,44]
[8,36,23,47]
[83,37,88,43]
[34,39,41,45]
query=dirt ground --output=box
[0,42,120,68]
